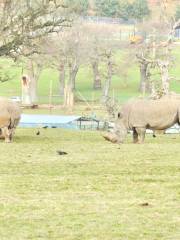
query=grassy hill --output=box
[0,128,179,239]
[0,45,180,105]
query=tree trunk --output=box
[27,60,42,104]
[102,54,113,103]
[21,75,31,105]
[63,86,74,109]
[59,63,65,96]
[158,61,170,95]
[72,64,79,90]
[139,62,150,94]
[68,61,79,90]
[92,61,101,90]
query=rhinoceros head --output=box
[114,112,128,143]
[103,112,128,144]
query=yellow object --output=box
[130,35,143,44]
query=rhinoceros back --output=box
[0,97,21,128]
[121,98,180,130]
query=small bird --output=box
[42,126,48,129]
[140,202,149,207]
[57,150,68,155]
[36,131,40,135]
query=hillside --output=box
[0,45,180,106]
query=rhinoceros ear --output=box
[118,112,123,119]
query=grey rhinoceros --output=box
[103,98,180,144]
[0,97,21,143]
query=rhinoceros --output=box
[103,98,180,144]
[0,98,21,143]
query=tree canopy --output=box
[175,5,180,20]
[95,0,150,21]
[65,0,89,15]
[131,0,150,21]
[0,0,71,59]
[95,0,120,17]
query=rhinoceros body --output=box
[0,98,21,142]
[104,98,180,143]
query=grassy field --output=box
[0,44,180,105]
[0,58,140,104]
[0,128,179,239]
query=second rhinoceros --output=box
[103,98,180,143]
[0,98,21,142]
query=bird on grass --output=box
[139,202,150,207]
[56,150,68,155]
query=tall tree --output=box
[26,58,43,104]
[0,0,71,59]
[119,1,134,20]
[134,19,180,96]
[95,0,120,17]
[92,60,101,90]
[131,0,150,21]
[95,0,150,20]
[40,21,89,108]
[0,0,72,105]
[102,50,113,102]
[175,5,180,20]
[65,0,89,15]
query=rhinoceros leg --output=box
[1,127,11,143]
[135,127,146,143]
[133,128,139,143]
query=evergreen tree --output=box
[131,0,150,21]
[65,0,89,15]
[95,0,150,21]
[119,2,134,20]
[95,0,120,17]
[175,5,180,20]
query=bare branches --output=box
[136,53,154,65]
[167,19,180,44]
[0,0,71,58]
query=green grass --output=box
[0,45,180,105]
[0,128,179,239]
[0,59,140,104]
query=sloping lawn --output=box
[0,45,180,104]
[0,128,179,239]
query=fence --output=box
[82,16,135,25]
[175,28,180,39]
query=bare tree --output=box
[89,40,102,90]
[102,50,113,102]
[0,0,72,105]
[101,41,124,103]
[92,60,101,90]
[58,63,66,96]
[0,0,71,58]
[132,18,180,97]
[86,23,124,93]
[26,58,43,104]
[40,21,90,108]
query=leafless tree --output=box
[0,0,71,59]
[57,22,89,92]
[38,21,90,108]
[26,57,43,103]
[91,47,102,90]
[132,18,180,97]
[0,0,72,105]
